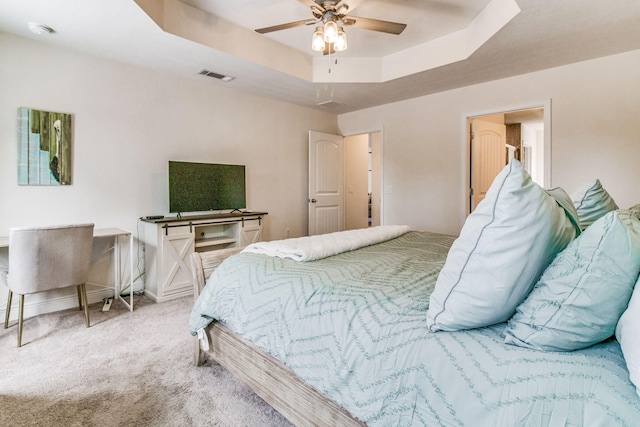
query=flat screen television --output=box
[168,161,246,214]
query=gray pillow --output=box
[570,179,618,229]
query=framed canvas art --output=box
[17,107,72,185]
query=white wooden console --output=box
[141,212,267,302]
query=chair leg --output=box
[77,286,83,310]
[4,290,12,329]
[81,283,90,328]
[17,294,24,347]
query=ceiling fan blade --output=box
[255,19,313,34]
[344,16,407,35]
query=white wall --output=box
[338,49,640,235]
[0,33,338,315]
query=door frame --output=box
[343,127,384,227]
[463,100,551,215]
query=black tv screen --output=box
[168,161,246,214]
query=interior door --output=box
[470,119,506,211]
[308,131,344,236]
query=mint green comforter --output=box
[189,231,640,426]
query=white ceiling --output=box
[1,0,639,114]
[181,0,493,58]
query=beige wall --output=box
[0,33,339,239]
[2,29,639,314]
[0,32,338,314]
[338,49,640,235]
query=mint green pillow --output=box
[505,210,640,351]
[570,179,618,229]
[427,160,579,332]
[546,187,581,233]
[616,277,640,398]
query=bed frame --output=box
[190,248,364,427]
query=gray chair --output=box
[3,223,94,347]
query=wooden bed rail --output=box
[189,246,365,426]
[191,246,245,299]
[190,246,245,367]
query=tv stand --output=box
[140,211,267,302]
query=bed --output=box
[189,162,640,426]
[189,230,640,426]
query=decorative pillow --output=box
[427,159,579,332]
[616,276,640,398]
[546,187,581,233]
[570,179,618,229]
[505,210,640,351]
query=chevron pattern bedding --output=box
[189,231,640,426]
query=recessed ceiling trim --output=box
[136,0,312,81]
[313,0,520,83]
[139,0,519,85]
[382,0,521,81]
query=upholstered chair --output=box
[3,223,94,347]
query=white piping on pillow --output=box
[427,160,579,332]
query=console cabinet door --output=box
[160,226,195,298]
[240,218,263,246]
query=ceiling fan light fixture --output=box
[312,27,325,51]
[323,20,338,43]
[334,27,347,52]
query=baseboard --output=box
[143,287,191,303]
[0,280,145,321]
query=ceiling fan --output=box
[255,0,407,54]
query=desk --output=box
[0,227,134,311]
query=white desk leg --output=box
[115,233,134,311]
[114,235,121,300]
[128,232,134,310]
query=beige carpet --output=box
[0,295,292,427]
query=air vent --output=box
[198,69,235,82]
[317,100,341,108]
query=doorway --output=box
[344,132,382,230]
[467,105,548,213]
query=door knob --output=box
[309,198,317,203]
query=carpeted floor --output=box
[0,295,293,427]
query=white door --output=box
[308,131,344,235]
[470,119,506,211]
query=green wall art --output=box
[17,107,72,185]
